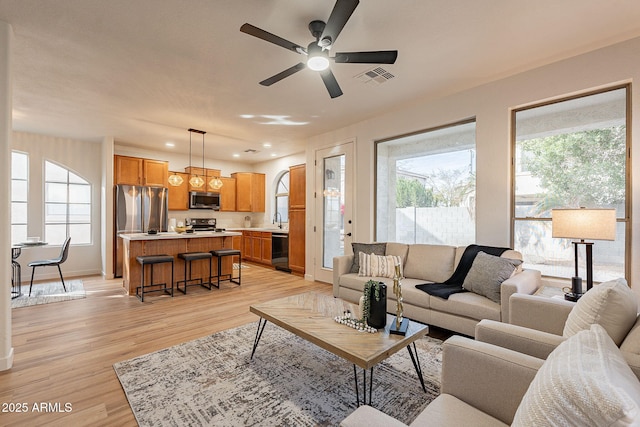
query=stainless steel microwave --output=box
[189,191,220,210]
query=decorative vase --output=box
[364,281,387,329]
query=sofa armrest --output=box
[333,255,354,297]
[475,319,567,359]
[622,351,640,381]
[442,336,543,425]
[340,405,408,427]
[509,293,574,335]
[499,269,541,323]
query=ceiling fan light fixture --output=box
[307,55,330,71]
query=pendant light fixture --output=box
[188,128,206,189]
[168,173,184,186]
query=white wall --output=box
[11,132,104,281]
[306,36,640,299]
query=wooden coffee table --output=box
[249,292,429,406]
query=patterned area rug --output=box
[11,279,86,308]
[114,321,442,426]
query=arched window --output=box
[45,161,92,245]
[274,171,289,223]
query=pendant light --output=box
[168,173,183,186]
[188,128,205,189]
[209,176,223,190]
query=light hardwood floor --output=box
[0,264,332,426]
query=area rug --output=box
[114,322,442,426]
[11,279,86,308]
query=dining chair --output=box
[28,236,71,296]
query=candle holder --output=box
[390,264,409,335]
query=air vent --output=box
[244,149,259,154]
[355,66,395,85]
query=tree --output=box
[425,169,476,207]
[396,178,435,208]
[520,126,626,213]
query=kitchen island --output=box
[119,231,242,296]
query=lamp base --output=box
[564,292,583,302]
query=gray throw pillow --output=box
[350,242,387,274]
[462,251,522,303]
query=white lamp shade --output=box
[551,208,616,241]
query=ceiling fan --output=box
[240,0,398,98]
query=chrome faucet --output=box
[273,212,283,229]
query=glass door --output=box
[314,142,354,283]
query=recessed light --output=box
[271,153,277,157]
[232,154,240,158]
[165,142,175,147]
[263,143,272,148]
[240,114,254,119]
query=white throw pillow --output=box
[513,324,640,427]
[563,278,638,346]
[358,252,403,278]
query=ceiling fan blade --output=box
[319,69,343,98]
[334,50,398,64]
[259,63,306,86]
[240,23,306,54]
[319,0,359,47]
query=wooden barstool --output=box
[210,249,241,288]
[136,254,174,302]
[177,252,213,294]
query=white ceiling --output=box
[2,0,640,163]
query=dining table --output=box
[11,241,48,299]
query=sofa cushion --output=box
[429,291,500,322]
[563,278,638,346]
[386,242,410,266]
[620,315,640,355]
[358,252,403,278]
[513,324,640,426]
[350,243,386,274]
[404,244,456,283]
[412,394,508,427]
[461,252,522,303]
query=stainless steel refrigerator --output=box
[114,185,168,277]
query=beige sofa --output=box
[341,323,640,426]
[333,243,541,336]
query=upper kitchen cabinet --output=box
[232,172,265,212]
[168,171,189,210]
[219,177,236,212]
[289,164,306,209]
[144,159,169,186]
[114,155,168,187]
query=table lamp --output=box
[551,208,616,301]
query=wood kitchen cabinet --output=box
[167,172,189,210]
[288,164,306,276]
[219,177,236,211]
[232,172,265,212]
[114,155,168,187]
[241,230,272,266]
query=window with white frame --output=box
[512,86,628,282]
[376,119,476,245]
[11,151,29,244]
[274,171,289,223]
[44,161,92,245]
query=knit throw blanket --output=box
[415,245,510,299]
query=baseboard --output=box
[18,268,101,284]
[0,347,14,371]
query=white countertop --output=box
[227,227,289,234]
[119,231,242,241]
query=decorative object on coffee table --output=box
[363,280,386,329]
[390,264,409,335]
